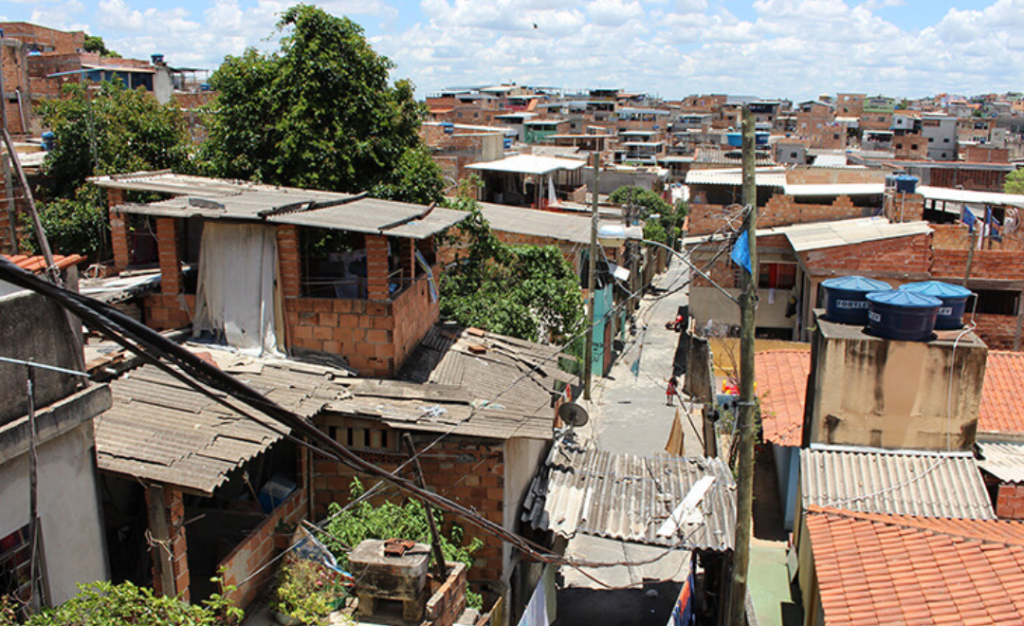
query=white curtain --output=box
[193,222,281,355]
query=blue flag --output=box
[986,205,1002,242]
[630,357,640,378]
[731,231,752,274]
[962,207,977,233]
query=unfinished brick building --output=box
[93,171,469,377]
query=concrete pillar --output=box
[277,224,301,299]
[156,218,182,294]
[366,235,390,300]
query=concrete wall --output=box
[773,445,799,531]
[0,420,108,605]
[0,292,82,426]
[502,438,549,590]
[805,316,988,450]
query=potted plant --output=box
[270,559,337,625]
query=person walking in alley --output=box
[666,375,678,406]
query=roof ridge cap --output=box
[808,505,1024,547]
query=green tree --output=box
[371,146,445,205]
[439,198,584,342]
[83,35,120,58]
[203,5,440,202]
[21,187,108,261]
[1005,168,1024,195]
[609,186,688,249]
[0,579,241,626]
[38,80,191,199]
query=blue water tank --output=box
[821,276,892,325]
[726,132,742,147]
[866,290,941,341]
[41,131,55,152]
[200,83,211,92]
[755,132,769,146]
[893,174,918,194]
[898,281,973,330]
[442,122,455,135]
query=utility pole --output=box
[728,106,758,626]
[583,152,599,400]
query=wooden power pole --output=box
[728,106,758,626]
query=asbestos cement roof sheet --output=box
[477,202,591,244]
[523,438,736,552]
[96,356,352,495]
[561,535,692,589]
[776,216,932,252]
[684,167,786,187]
[977,441,1024,483]
[800,445,995,519]
[782,183,885,197]
[90,171,468,238]
[465,155,587,175]
[918,185,1024,209]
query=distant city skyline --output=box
[5,0,1022,101]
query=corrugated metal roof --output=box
[478,203,591,244]
[96,356,352,495]
[685,167,787,187]
[90,171,468,239]
[800,445,995,519]
[523,437,736,552]
[977,441,1024,483]
[465,155,587,175]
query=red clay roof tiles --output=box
[979,351,1024,434]
[3,254,86,274]
[756,349,810,446]
[806,506,1024,626]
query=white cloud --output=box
[29,0,85,31]
[586,0,644,26]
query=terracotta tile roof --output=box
[979,351,1024,434]
[806,506,1024,626]
[3,254,86,274]
[756,350,810,446]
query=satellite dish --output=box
[558,402,589,427]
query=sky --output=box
[6,0,1024,101]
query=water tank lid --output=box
[821,276,892,292]
[41,131,55,139]
[893,174,919,182]
[866,290,942,308]
[898,281,972,298]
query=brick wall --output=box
[144,293,195,330]
[972,314,1019,350]
[217,487,309,609]
[108,190,130,271]
[786,168,884,185]
[424,562,468,626]
[996,482,1024,519]
[312,438,506,583]
[931,223,1024,252]
[930,167,1008,192]
[965,145,1010,164]
[145,486,190,601]
[0,22,85,54]
[931,249,1024,281]
[801,232,933,275]
[688,196,868,237]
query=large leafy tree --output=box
[203,5,439,202]
[1005,168,1024,195]
[439,198,584,342]
[38,80,191,199]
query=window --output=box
[759,263,797,290]
[944,137,950,143]
[928,137,934,143]
[975,290,1019,316]
[911,144,919,150]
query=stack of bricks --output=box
[423,562,468,626]
[145,486,190,602]
[313,439,506,583]
[217,488,309,609]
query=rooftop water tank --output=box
[41,131,55,152]
[898,281,973,330]
[893,174,918,194]
[442,121,454,135]
[821,276,892,325]
[726,132,742,147]
[755,132,769,146]
[866,290,941,341]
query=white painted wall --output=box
[502,437,550,588]
[0,421,108,605]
